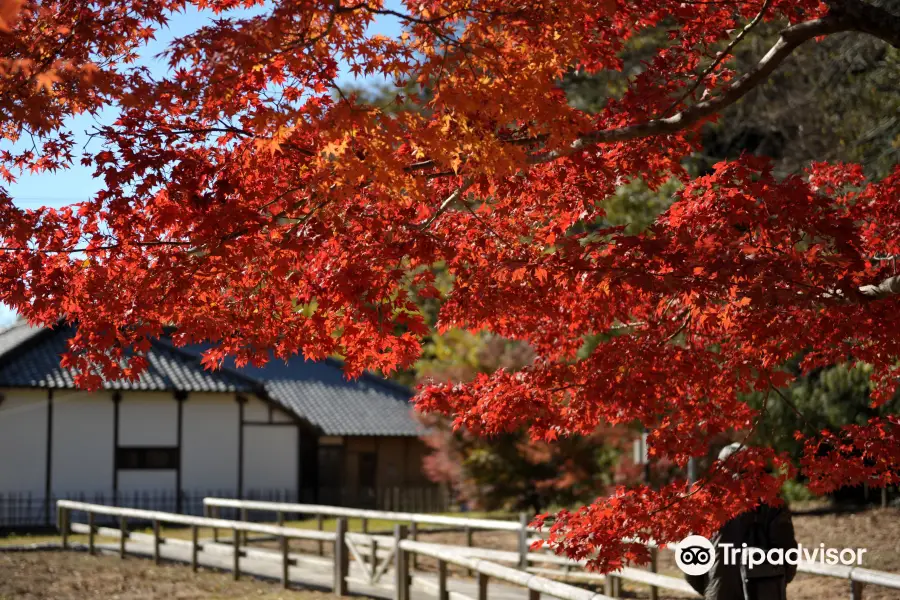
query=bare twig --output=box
[420,177,474,229]
[663,0,774,116]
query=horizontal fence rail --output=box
[203,497,526,532]
[56,499,341,587]
[58,500,338,538]
[398,537,614,600]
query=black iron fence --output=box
[315,485,451,513]
[0,484,449,529]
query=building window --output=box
[116,447,179,470]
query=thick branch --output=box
[530,16,851,164]
[530,0,900,165]
[830,0,900,49]
[859,275,900,300]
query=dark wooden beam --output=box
[112,392,121,503]
[296,424,303,503]
[44,389,53,524]
[175,391,187,513]
[237,395,246,499]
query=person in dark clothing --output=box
[685,443,799,600]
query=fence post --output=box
[334,517,348,596]
[212,505,219,543]
[88,511,95,556]
[281,531,290,589]
[317,513,324,556]
[529,590,540,600]
[438,559,448,600]
[233,528,240,580]
[409,521,418,571]
[394,524,409,600]
[369,538,379,584]
[605,574,620,598]
[649,547,659,600]
[851,580,864,600]
[153,519,161,565]
[59,505,69,549]
[518,512,529,570]
[477,572,489,600]
[240,507,248,545]
[119,516,127,559]
[191,525,199,573]
[465,525,473,575]
[362,517,368,533]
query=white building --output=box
[0,322,436,528]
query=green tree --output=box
[749,360,900,462]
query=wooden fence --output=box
[56,500,620,600]
[202,497,900,600]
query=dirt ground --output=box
[0,550,334,600]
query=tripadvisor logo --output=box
[675,535,716,576]
[674,535,868,576]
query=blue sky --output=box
[1,2,404,325]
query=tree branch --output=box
[420,177,474,229]
[859,275,900,300]
[530,0,900,165]
[830,0,900,49]
[663,0,774,117]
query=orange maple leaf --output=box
[0,0,23,32]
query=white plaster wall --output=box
[242,425,298,493]
[51,390,114,496]
[0,389,48,495]
[117,470,176,493]
[118,391,178,446]
[181,393,239,493]
[242,396,269,421]
[272,406,294,423]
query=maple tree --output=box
[2,0,900,571]
[416,331,626,514]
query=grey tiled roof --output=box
[0,321,44,360]
[0,323,420,436]
[0,324,257,393]
[266,378,421,437]
[180,342,420,437]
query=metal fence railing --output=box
[0,489,297,528]
[0,485,448,529]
